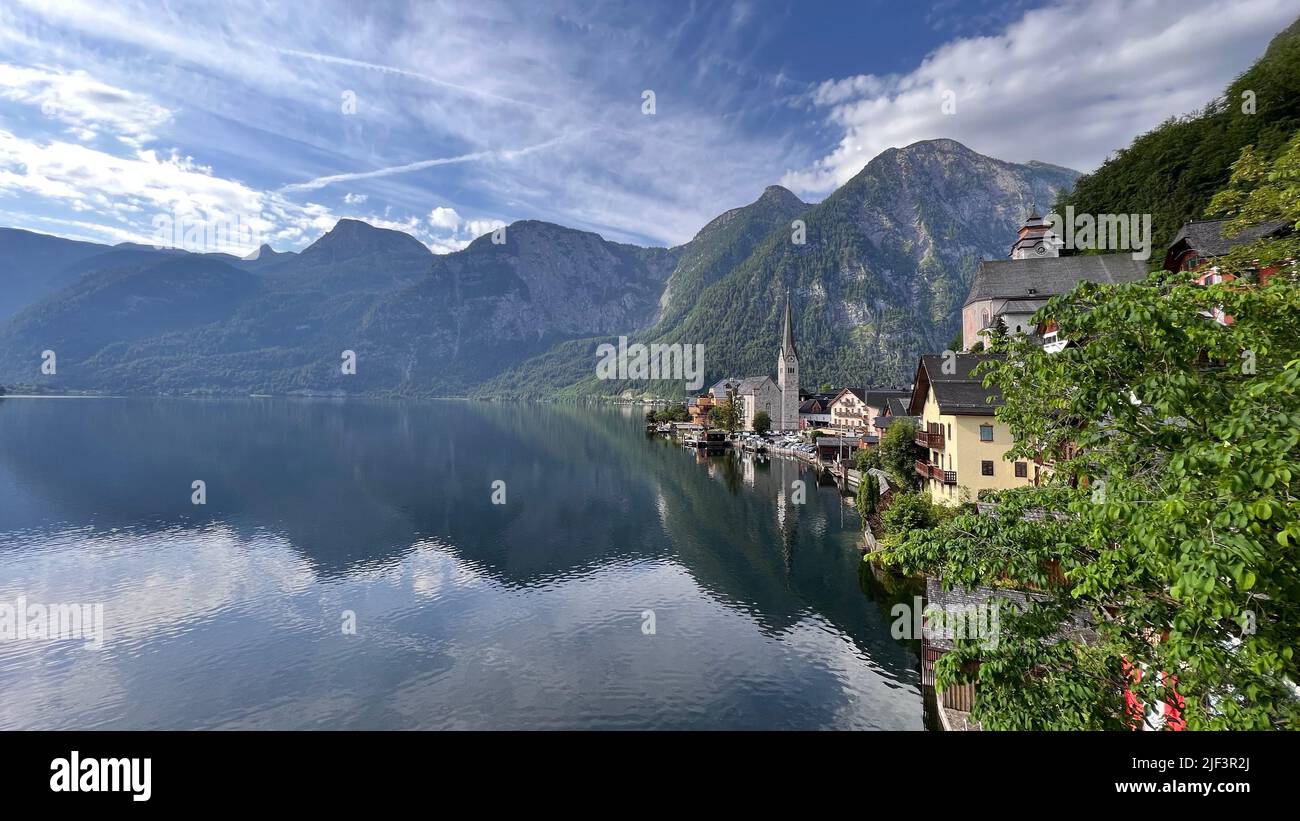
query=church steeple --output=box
[781,289,798,358]
[776,289,799,432]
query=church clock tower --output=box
[776,290,799,432]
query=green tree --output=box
[709,400,740,432]
[654,403,689,423]
[877,419,926,491]
[856,472,880,528]
[879,491,940,538]
[752,410,771,435]
[853,445,881,472]
[883,137,1300,730]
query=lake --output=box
[0,397,922,729]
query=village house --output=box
[907,353,1034,505]
[962,214,1149,351]
[1164,218,1291,277]
[828,388,910,438]
[687,377,741,425]
[828,388,869,432]
[798,393,834,430]
[1163,218,1292,325]
[874,396,916,432]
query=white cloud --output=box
[343,192,368,205]
[782,0,1300,195]
[463,219,506,240]
[0,62,172,147]
[0,130,339,253]
[427,206,460,230]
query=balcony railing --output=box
[915,428,945,450]
[914,460,957,485]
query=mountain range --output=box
[0,139,1076,397]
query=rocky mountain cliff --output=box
[0,139,1076,397]
[495,139,1077,396]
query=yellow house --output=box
[906,353,1035,506]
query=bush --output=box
[880,491,940,536]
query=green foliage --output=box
[877,418,926,491]
[853,446,881,472]
[752,410,771,434]
[880,491,941,538]
[884,137,1300,729]
[1055,15,1300,252]
[653,403,689,423]
[857,471,881,528]
[708,399,740,431]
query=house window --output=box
[979,424,993,442]
[1014,461,1027,478]
[981,460,994,476]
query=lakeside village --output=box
[642,212,1294,732]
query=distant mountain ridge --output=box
[490,138,1078,397]
[0,139,1075,396]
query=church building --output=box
[735,291,800,432]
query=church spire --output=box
[781,289,797,359]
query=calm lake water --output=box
[0,397,921,729]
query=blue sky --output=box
[0,0,1296,254]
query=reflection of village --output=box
[642,214,1282,731]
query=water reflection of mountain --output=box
[0,398,916,687]
[0,398,664,579]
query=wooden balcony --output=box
[914,460,957,485]
[915,426,945,450]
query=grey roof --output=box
[735,376,775,395]
[707,377,741,396]
[861,389,912,410]
[996,299,1045,314]
[964,254,1149,307]
[910,353,1004,416]
[866,467,892,496]
[816,437,861,447]
[1167,219,1290,258]
[885,397,911,416]
[875,412,916,429]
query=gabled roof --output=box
[885,396,911,417]
[829,386,866,405]
[964,254,1148,307]
[908,353,1004,416]
[799,399,827,413]
[1163,219,1291,270]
